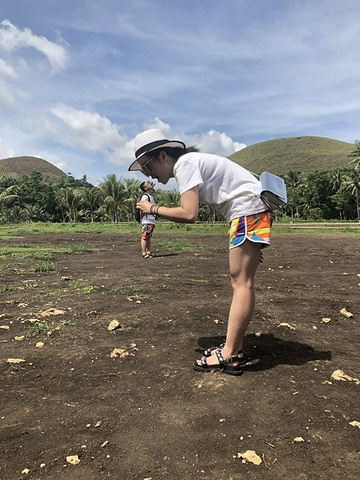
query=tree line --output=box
[1,141,359,223]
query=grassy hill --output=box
[1,137,355,181]
[229,136,355,175]
[0,156,67,179]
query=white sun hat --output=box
[128,128,186,171]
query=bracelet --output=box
[150,204,160,216]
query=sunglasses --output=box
[140,156,157,177]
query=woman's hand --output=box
[136,200,153,214]
[136,186,199,223]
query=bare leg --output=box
[199,240,261,366]
[141,237,147,256]
[146,236,151,254]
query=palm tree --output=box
[159,189,180,208]
[343,170,360,220]
[284,171,304,219]
[348,140,360,171]
[0,184,18,207]
[19,203,50,222]
[55,188,68,222]
[122,178,142,221]
[99,174,125,223]
[330,169,344,193]
[0,181,19,221]
[55,187,84,222]
[81,187,103,222]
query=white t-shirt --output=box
[173,152,266,221]
[141,193,156,225]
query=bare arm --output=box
[136,186,199,223]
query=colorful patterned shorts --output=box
[141,223,155,239]
[228,211,272,249]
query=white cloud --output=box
[49,104,127,152]
[190,130,245,156]
[143,118,172,134]
[0,19,69,72]
[0,137,15,158]
[0,57,16,77]
[0,80,15,108]
[140,119,245,156]
[45,109,245,173]
[107,140,136,168]
[0,0,359,184]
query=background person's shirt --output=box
[173,152,266,221]
[141,193,156,224]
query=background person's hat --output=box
[128,129,186,171]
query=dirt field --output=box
[0,230,359,480]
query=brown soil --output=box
[0,231,359,480]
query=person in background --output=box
[129,129,271,375]
[139,181,156,259]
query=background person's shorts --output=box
[228,211,272,249]
[141,223,155,239]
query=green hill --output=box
[229,136,355,175]
[0,156,67,179]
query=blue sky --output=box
[1,0,359,187]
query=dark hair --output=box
[140,181,147,192]
[150,146,199,161]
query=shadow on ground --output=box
[196,333,332,371]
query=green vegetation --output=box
[25,321,53,337]
[42,281,96,298]
[68,280,96,295]
[117,284,151,301]
[33,262,55,272]
[0,241,95,279]
[0,244,93,258]
[22,280,39,289]
[0,263,11,271]
[154,237,205,252]
[0,285,12,293]
[0,221,358,239]
[0,238,98,309]
[0,138,359,223]
[25,319,73,337]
